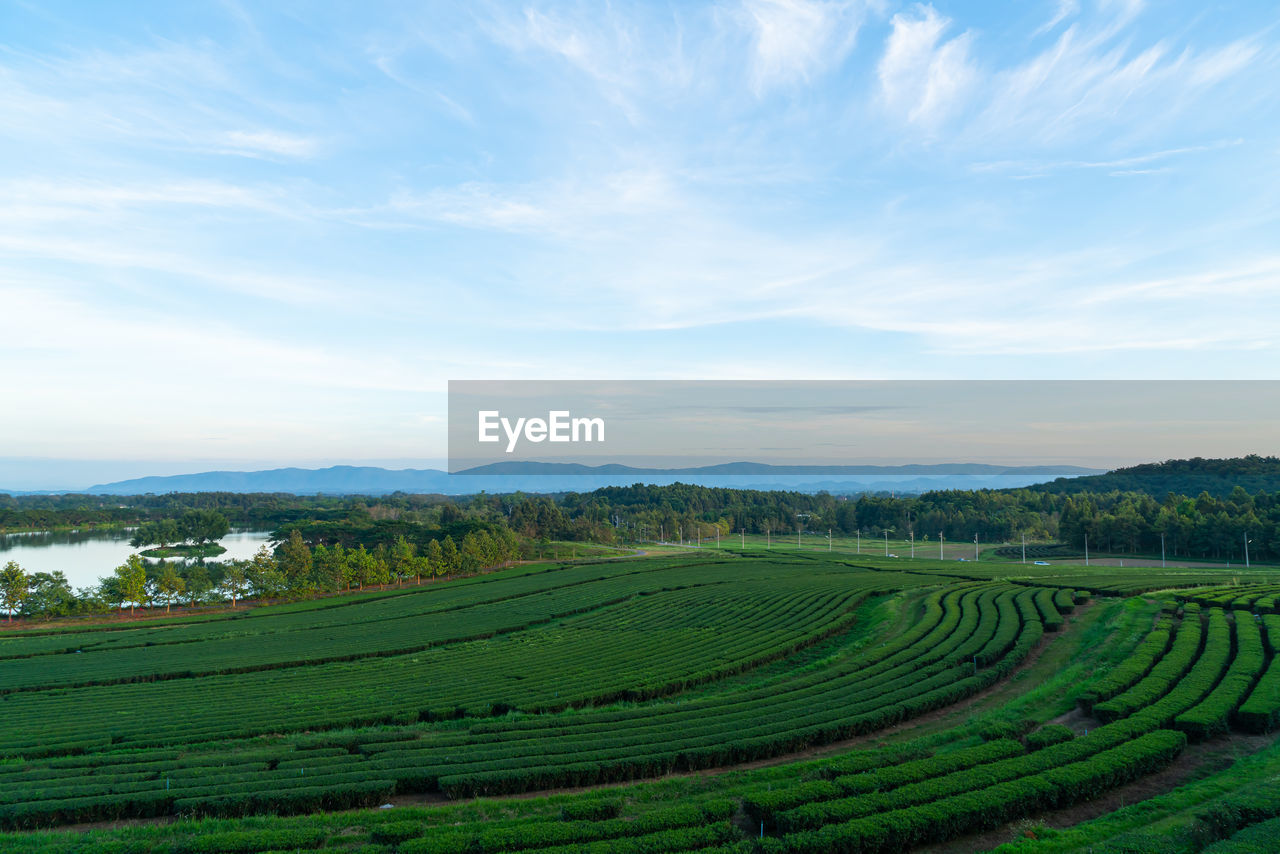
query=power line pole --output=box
[1021,533,1026,565]
[910,530,914,559]
[1246,533,1251,568]
[1085,533,1089,567]
[974,533,978,562]
[884,530,889,556]
[1161,532,1166,569]
[939,532,944,561]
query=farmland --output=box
[5,548,1280,852]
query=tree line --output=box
[1,527,521,621]
[503,482,1280,563]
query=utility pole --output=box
[974,533,979,562]
[767,528,771,549]
[940,532,944,561]
[1085,533,1089,566]
[884,530,889,556]
[910,530,914,559]
[856,531,860,554]
[716,528,720,548]
[828,529,832,552]
[1161,532,1166,569]
[1246,533,1251,568]
[741,529,745,549]
[1021,534,1026,565]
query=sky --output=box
[1,1,1278,485]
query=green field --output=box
[5,550,1280,852]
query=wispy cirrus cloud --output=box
[877,5,976,128]
[737,0,868,94]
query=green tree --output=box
[1,560,29,623]
[247,545,286,599]
[346,546,374,590]
[114,554,147,616]
[98,576,126,613]
[181,510,230,545]
[184,565,212,607]
[426,538,444,578]
[441,535,460,576]
[316,543,348,591]
[221,563,248,607]
[460,531,484,572]
[22,571,77,619]
[279,530,314,591]
[389,536,415,587]
[156,564,185,614]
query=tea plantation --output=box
[5,549,1280,852]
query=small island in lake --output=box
[139,543,227,559]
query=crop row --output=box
[743,740,1025,825]
[394,800,735,854]
[0,561,824,690]
[0,580,1051,825]
[0,581,874,757]
[1093,604,1202,723]
[1175,610,1262,739]
[1077,615,1173,713]
[1237,615,1280,732]
[760,730,1186,853]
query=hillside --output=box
[1027,454,1280,498]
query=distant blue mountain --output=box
[1,461,1106,496]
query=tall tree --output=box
[156,564,185,614]
[279,530,314,589]
[390,535,415,587]
[426,538,444,578]
[441,535,460,576]
[222,563,248,607]
[1,560,29,623]
[184,565,212,607]
[247,546,286,599]
[114,555,147,616]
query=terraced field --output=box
[5,550,1280,852]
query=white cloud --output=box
[739,0,865,93]
[1032,0,1080,38]
[969,24,1264,147]
[218,130,318,158]
[877,5,976,127]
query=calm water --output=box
[0,529,274,590]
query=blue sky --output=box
[1,1,1277,481]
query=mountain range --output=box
[1,461,1104,496]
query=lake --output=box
[0,528,275,590]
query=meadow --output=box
[4,548,1280,852]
